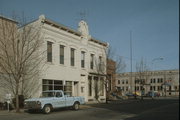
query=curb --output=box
[0,109,25,116]
[80,104,94,109]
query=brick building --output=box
[106,59,116,99]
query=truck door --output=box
[54,92,66,108]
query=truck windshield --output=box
[42,92,55,97]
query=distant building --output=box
[116,70,179,96]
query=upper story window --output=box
[153,86,156,90]
[160,78,163,83]
[70,48,75,66]
[122,80,125,84]
[150,79,153,83]
[153,78,156,83]
[118,80,120,84]
[81,51,85,68]
[47,41,53,62]
[126,80,128,84]
[60,45,65,64]
[141,79,145,84]
[150,86,153,90]
[135,79,140,84]
[99,56,103,71]
[90,54,94,69]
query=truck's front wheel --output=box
[73,102,79,110]
[43,105,51,114]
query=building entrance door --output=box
[74,82,79,96]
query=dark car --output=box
[125,93,134,97]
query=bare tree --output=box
[106,50,126,101]
[135,58,149,100]
[106,46,126,74]
[162,71,175,97]
[91,45,126,102]
[115,56,126,73]
[0,15,44,112]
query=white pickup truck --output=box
[24,90,85,114]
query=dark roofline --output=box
[90,37,108,47]
[0,15,18,24]
[43,18,81,37]
[42,17,108,47]
[117,69,179,75]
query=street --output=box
[0,98,179,120]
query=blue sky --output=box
[0,0,179,72]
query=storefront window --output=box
[42,79,72,96]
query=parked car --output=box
[133,92,141,96]
[146,91,160,97]
[24,90,85,114]
[125,93,133,97]
[125,92,141,97]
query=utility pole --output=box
[130,30,133,94]
[135,76,137,99]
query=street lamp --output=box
[152,57,164,62]
[151,57,164,71]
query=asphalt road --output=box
[0,98,179,120]
[90,98,179,120]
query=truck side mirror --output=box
[56,92,62,97]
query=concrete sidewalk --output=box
[0,109,25,116]
[0,105,93,116]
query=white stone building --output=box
[23,15,108,103]
[116,70,179,96]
